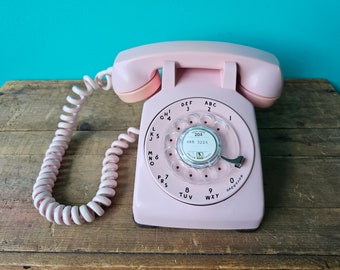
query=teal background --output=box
[1,0,339,92]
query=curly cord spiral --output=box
[32,68,139,225]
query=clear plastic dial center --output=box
[177,126,221,168]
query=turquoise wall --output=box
[1,0,339,92]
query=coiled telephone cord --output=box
[32,68,139,225]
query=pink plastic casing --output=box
[111,41,282,107]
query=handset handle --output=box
[111,41,282,106]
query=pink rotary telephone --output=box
[33,41,282,229]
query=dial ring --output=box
[144,97,255,205]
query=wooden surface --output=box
[0,79,339,269]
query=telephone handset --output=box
[32,41,282,229]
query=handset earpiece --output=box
[236,55,283,108]
[112,70,161,103]
[111,45,163,103]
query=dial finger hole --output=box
[187,168,200,180]
[173,119,188,131]
[203,167,219,180]
[165,147,177,159]
[186,113,200,125]
[214,120,228,132]
[200,114,215,125]
[214,160,230,173]
[165,132,178,146]
[171,160,185,172]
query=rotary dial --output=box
[145,97,254,205]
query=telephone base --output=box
[131,64,268,231]
[132,157,264,230]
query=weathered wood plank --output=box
[1,253,339,270]
[256,79,340,129]
[0,131,125,156]
[1,153,340,208]
[259,128,340,157]
[0,201,339,255]
[1,79,339,132]
[0,80,143,131]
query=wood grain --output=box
[0,79,339,269]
